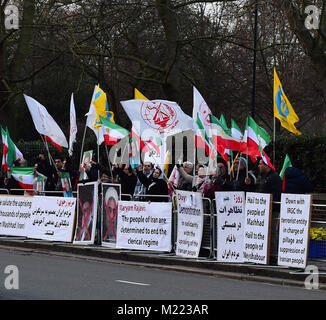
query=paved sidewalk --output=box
[0,237,325,290]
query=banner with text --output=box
[243,193,272,265]
[116,201,172,252]
[277,194,312,268]
[175,191,204,258]
[0,195,76,242]
[215,192,245,263]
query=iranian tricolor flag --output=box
[193,87,213,155]
[231,119,244,142]
[220,114,233,164]
[1,127,8,173]
[11,167,34,190]
[241,116,275,170]
[209,115,242,162]
[100,115,130,146]
[1,127,24,173]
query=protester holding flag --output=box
[255,158,282,201]
[225,157,256,192]
[5,158,33,195]
[136,164,169,202]
[169,161,193,191]
[134,162,154,200]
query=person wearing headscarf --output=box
[136,165,169,202]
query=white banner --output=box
[116,201,172,252]
[28,196,76,241]
[0,195,33,237]
[215,192,245,263]
[0,195,76,242]
[278,194,312,268]
[243,193,272,265]
[175,191,203,258]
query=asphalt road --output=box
[0,247,325,301]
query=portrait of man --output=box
[101,183,121,247]
[74,182,98,244]
[79,150,93,180]
[60,172,73,198]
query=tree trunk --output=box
[155,0,182,102]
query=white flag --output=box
[68,93,78,156]
[85,85,104,145]
[24,94,68,148]
[193,86,213,137]
[120,99,193,140]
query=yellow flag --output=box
[134,88,149,100]
[93,85,115,129]
[163,151,171,182]
[273,68,301,135]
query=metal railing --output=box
[0,188,9,195]
[1,188,326,261]
[8,189,77,197]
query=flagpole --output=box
[40,134,55,167]
[273,116,276,166]
[96,128,100,179]
[79,123,87,170]
[104,144,113,178]
[236,153,242,181]
[193,133,196,177]
[252,0,258,120]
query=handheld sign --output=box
[215,192,245,263]
[243,192,272,265]
[278,194,312,268]
[175,191,204,258]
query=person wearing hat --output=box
[225,156,256,192]
[256,158,282,202]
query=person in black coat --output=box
[225,157,256,192]
[113,163,138,199]
[283,166,313,194]
[136,165,169,202]
[255,159,282,202]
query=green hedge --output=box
[268,134,326,192]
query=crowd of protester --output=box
[0,151,314,202]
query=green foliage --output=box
[272,134,326,192]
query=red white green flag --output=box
[100,115,130,146]
[193,87,213,157]
[1,127,8,173]
[241,116,275,170]
[1,127,24,173]
[209,115,242,162]
[11,167,34,190]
